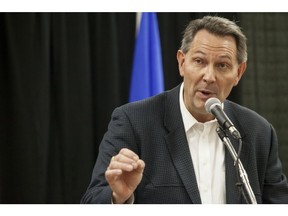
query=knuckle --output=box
[120,148,127,154]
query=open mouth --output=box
[198,89,216,98]
[201,90,211,95]
[201,89,213,95]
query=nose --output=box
[203,65,216,83]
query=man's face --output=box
[177,29,246,122]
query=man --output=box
[81,16,288,204]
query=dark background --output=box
[0,13,287,203]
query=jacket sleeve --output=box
[262,125,288,203]
[80,106,137,204]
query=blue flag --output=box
[129,12,164,102]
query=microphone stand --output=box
[216,127,257,204]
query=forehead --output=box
[189,29,237,58]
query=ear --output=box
[177,50,185,77]
[233,62,247,86]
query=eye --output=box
[217,62,230,70]
[194,58,203,65]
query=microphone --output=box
[205,97,241,139]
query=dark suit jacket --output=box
[81,84,288,204]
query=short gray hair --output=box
[180,16,247,63]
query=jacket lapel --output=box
[224,101,250,204]
[164,85,202,204]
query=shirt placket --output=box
[198,124,212,203]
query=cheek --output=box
[182,64,199,80]
[183,71,198,88]
[220,79,237,97]
[220,72,239,85]
[217,75,236,90]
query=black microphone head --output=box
[205,97,221,114]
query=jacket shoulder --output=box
[119,85,180,115]
[224,100,273,137]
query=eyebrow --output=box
[193,51,233,61]
[193,50,206,55]
[218,55,233,61]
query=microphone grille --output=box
[205,97,221,114]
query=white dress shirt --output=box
[179,83,226,204]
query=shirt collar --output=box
[179,83,219,133]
